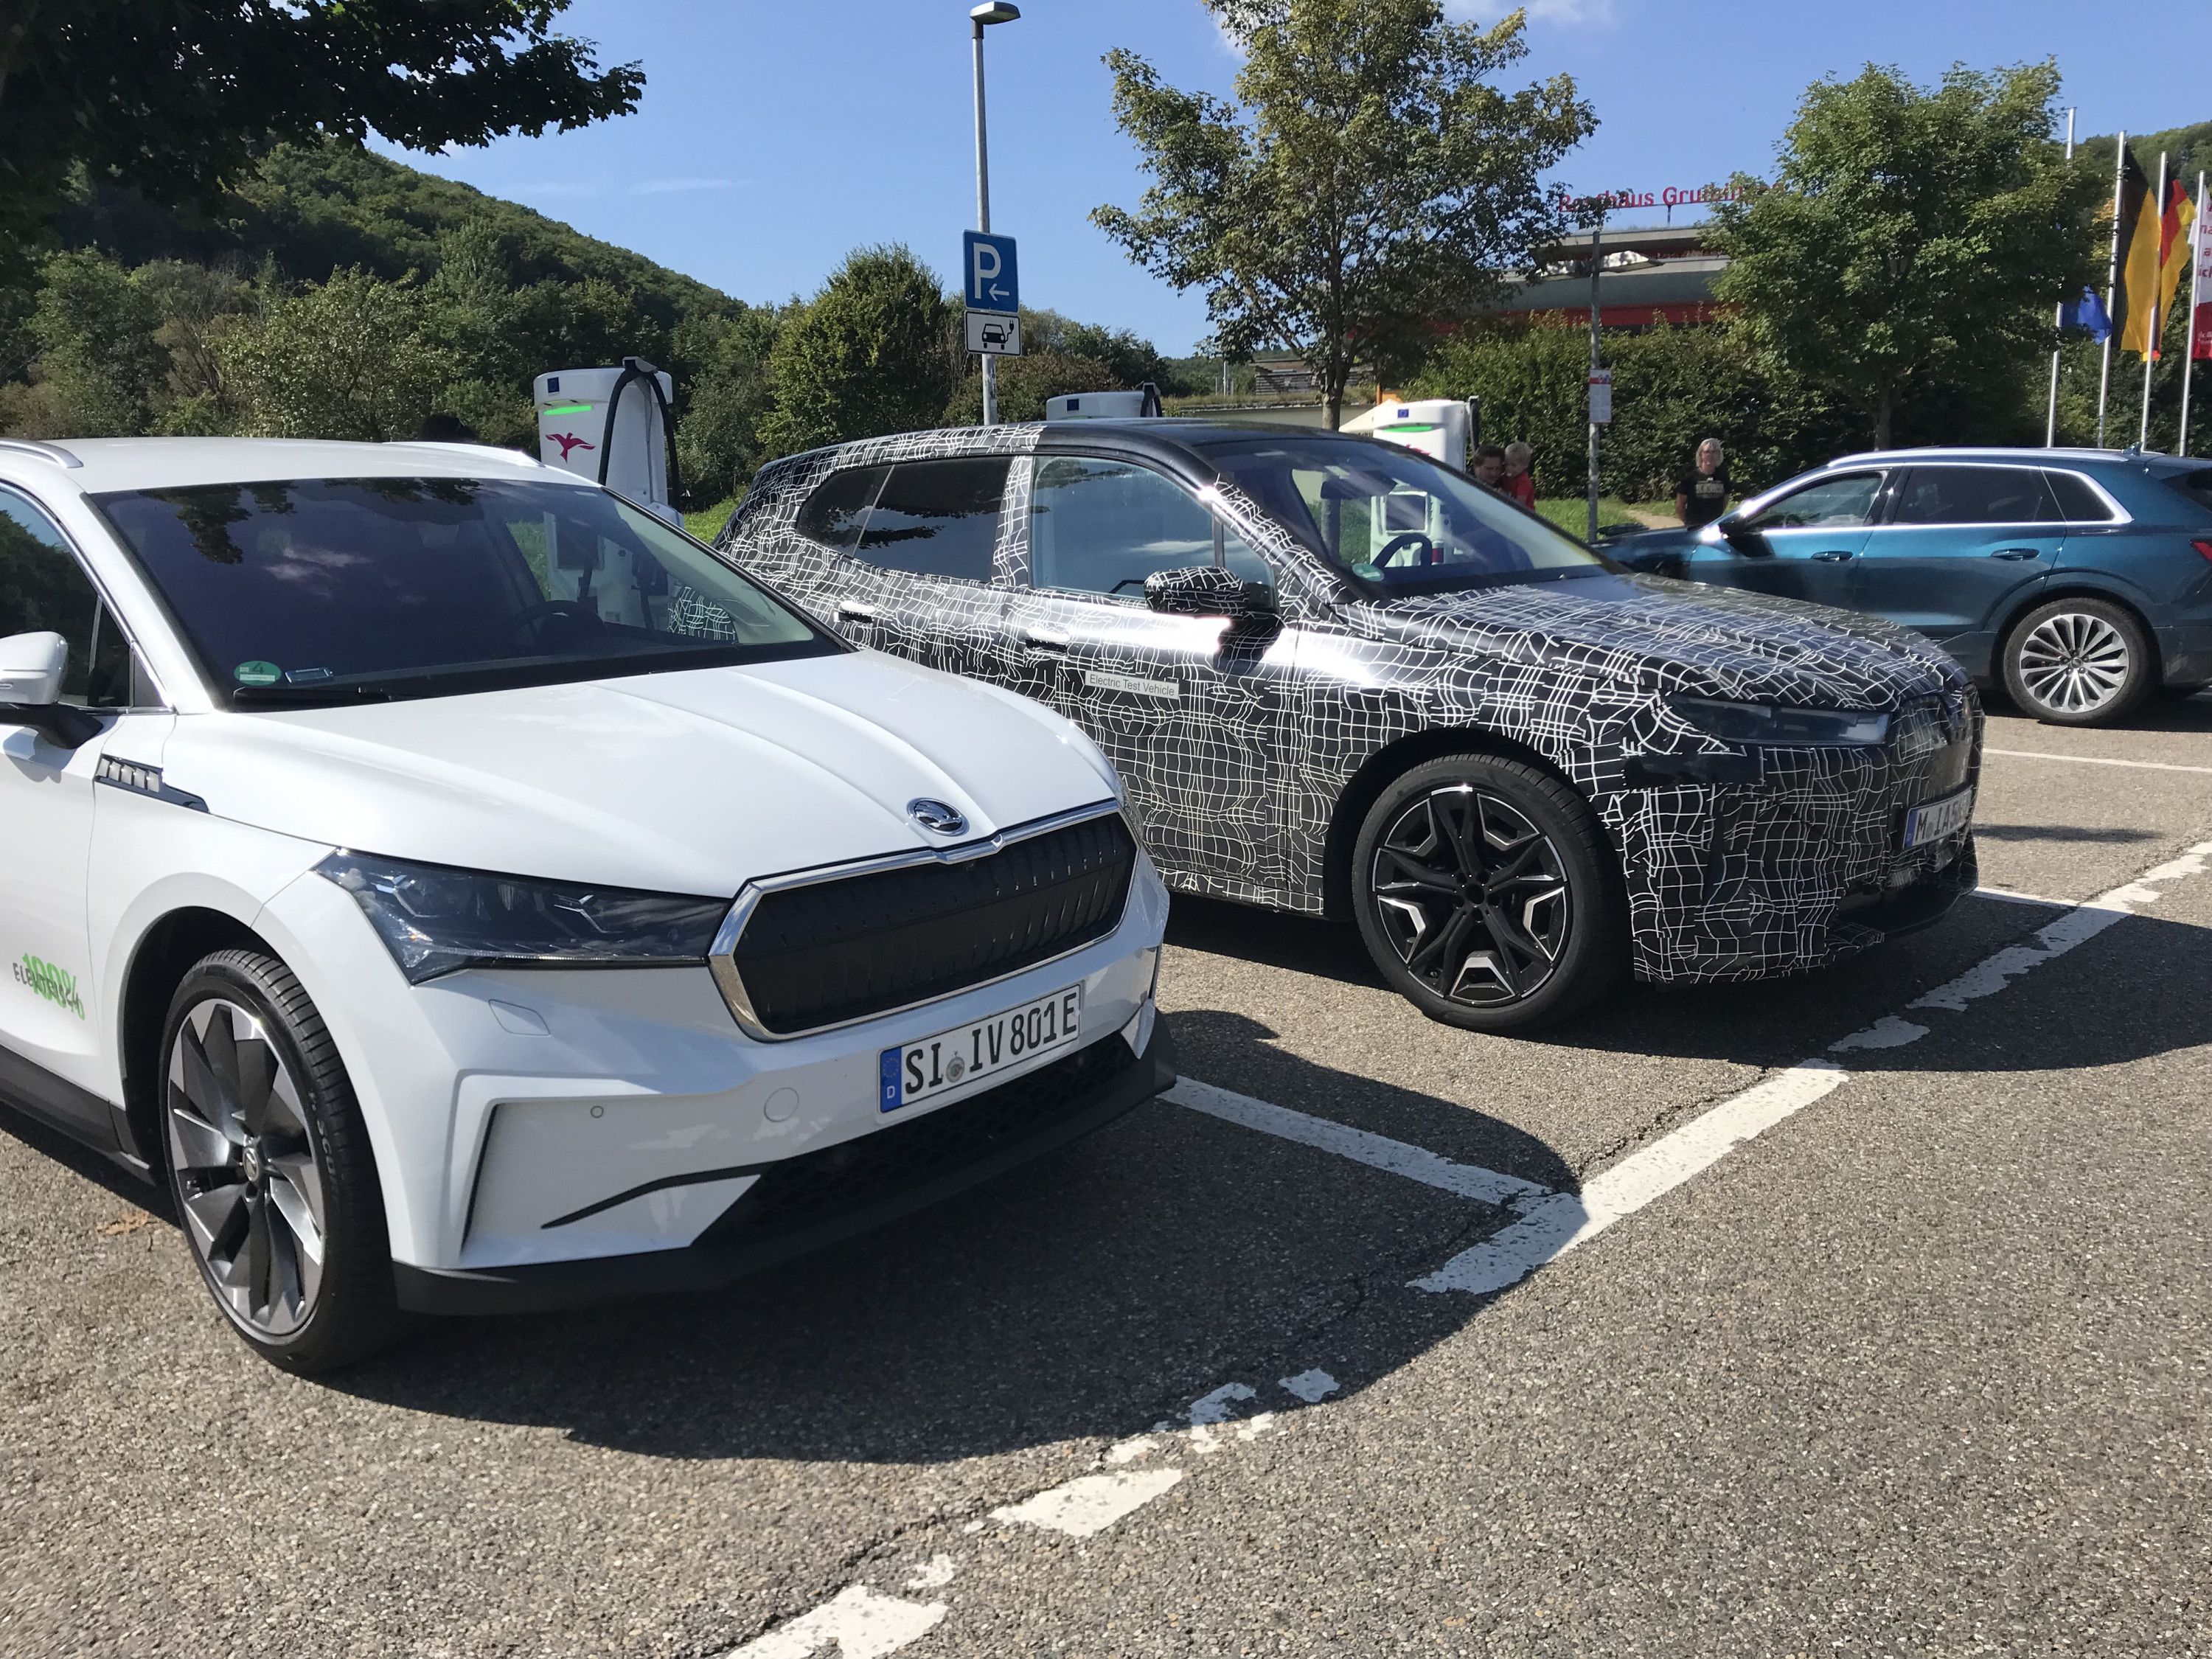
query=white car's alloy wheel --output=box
[165,998,329,1338]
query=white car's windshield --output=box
[1203,437,1608,594]
[96,476,832,706]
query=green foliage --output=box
[220,269,450,442]
[1408,319,1861,500]
[1094,0,1593,425]
[757,246,958,457]
[1711,61,2105,448]
[673,306,787,504]
[0,1,641,276]
[945,352,1123,426]
[24,251,167,436]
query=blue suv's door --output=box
[1687,468,1888,610]
[1847,464,2061,677]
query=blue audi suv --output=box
[1608,449,2212,726]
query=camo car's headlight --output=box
[316,852,729,984]
[1668,697,1890,748]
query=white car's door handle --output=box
[836,600,879,622]
[1021,628,1069,652]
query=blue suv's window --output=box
[2045,471,2118,523]
[1890,467,2054,526]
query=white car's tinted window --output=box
[1029,457,1269,599]
[1890,467,2055,526]
[0,484,141,708]
[1739,472,1884,531]
[96,476,829,706]
[1203,438,1601,593]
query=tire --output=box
[1350,753,1627,1033]
[2000,597,2155,726]
[159,949,398,1372]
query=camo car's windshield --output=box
[96,476,833,706]
[1203,438,1608,594]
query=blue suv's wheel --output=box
[2001,597,2154,727]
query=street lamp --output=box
[971,1,1018,425]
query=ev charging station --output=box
[1339,398,1478,471]
[1043,384,1164,421]
[532,358,677,513]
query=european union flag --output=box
[2060,286,2111,344]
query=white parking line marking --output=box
[1279,1368,1340,1402]
[1411,1065,1849,1295]
[1970,886,2070,908]
[722,1585,947,1658]
[1186,1381,1259,1424]
[1413,839,2212,1298]
[1984,748,2212,775]
[1167,1078,1551,1206]
[904,1556,957,1591]
[992,1469,1187,1537]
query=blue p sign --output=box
[963,231,1019,313]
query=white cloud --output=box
[630,177,738,195]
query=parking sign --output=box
[963,231,1019,313]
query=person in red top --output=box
[1503,442,1537,509]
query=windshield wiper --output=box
[231,684,396,709]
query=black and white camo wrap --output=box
[721,424,1981,987]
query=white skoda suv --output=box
[0,437,1172,1371]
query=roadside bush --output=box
[943,351,1121,425]
[757,246,958,458]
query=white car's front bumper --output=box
[253,849,1173,1312]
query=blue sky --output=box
[378,0,2212,355]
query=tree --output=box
[1092,0,1592,428]
[943,351,1123,426]
[222,269,449,442]
[1710,61,2104,450]
[756,246,957,459]
[0,2,641,274]
[672,305,788,507]
[25,251,167,436]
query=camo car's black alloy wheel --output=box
[161,949,397,1372]
[1352,754,1625,1032]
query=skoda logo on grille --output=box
[906,798,967,836]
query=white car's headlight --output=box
[1668,696,1890,748]
[316,852,728,984]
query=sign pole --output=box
[2140,150,2169,450]
[972,13,997,427]
[2046,107,2075,448]
[1587,204,1602,546]
[2098,131,2126,446]
[2183,172,2208,456]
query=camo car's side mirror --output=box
[1143,566,1280,635]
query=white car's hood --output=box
[159,652,1120,896]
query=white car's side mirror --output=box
[0,631,100,749]
[0,631,68,705]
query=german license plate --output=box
[879,984,1083,1113]
[1903,786,1974,849]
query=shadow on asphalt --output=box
[1972,824,2161,844]
[269,1022,1576,1461]
[1159,888,2212,1077]
[1983,686,2212,731]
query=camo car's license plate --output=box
[1903,786,1974,849]
[879,984,1083,1112]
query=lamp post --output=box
[970,1,1019,426]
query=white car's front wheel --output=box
[161,949,398,1372]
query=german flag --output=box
[2157,174,2198,324]
[2114,147,2157,355]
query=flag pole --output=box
[2098,131,2126,446]
[2140,150,2169,450]
[2047,107,2076,448]
[2184,171,2207,457]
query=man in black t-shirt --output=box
[1674,439,1731,528]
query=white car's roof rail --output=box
[383,440,549,468]
[0,438,83,468]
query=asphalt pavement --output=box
[4,694,2209,1659]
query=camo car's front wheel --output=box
[1351,754,1625,1032]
